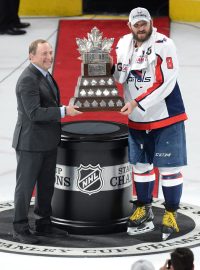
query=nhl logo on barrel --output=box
[77,164,104,195]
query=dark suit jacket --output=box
[12,63,62,151]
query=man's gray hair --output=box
[29,39,48,55]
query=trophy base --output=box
[70,97,125,112]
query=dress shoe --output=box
[13,229,40,244]
[14,22,31,29]
[35,223,68,237]
[0,27,26,35]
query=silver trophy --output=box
[70,27,125,111]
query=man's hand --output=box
[120,100,138,115]
[66,105,82,116]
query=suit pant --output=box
[13,149,57,232]
[0,0,20,31]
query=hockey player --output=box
[111,7,187,240]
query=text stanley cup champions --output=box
[70,27,125,111]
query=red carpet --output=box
[53,18,170,198]
[53,17,170,125]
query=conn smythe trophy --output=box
[70,27,125,111]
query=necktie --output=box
[46,73,58,100]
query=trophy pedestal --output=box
[51,121,132,234]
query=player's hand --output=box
[120,100,137,115]
[66,105,82,116]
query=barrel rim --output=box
[61,120,128,141]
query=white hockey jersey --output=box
[113,28,187,130]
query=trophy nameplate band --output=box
[88,64,106,76]
[82,63,111,77]
[83,52,110,63]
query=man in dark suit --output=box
[12,39,82,244]
[0,0,30,35]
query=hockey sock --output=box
[134,169,155,204]
[161,171,183,211]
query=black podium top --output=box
[61,121,128,142]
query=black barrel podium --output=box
[51,121,133,234]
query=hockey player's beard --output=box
[132,25,153,43]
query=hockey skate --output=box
[127,203,154,235]
[162,210,179,241]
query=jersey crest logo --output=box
[127,70,151,90]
